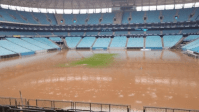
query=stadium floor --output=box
[0,49,199,111]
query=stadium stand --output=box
[76,14,88,25]
[110,36,127,47]
[162,9,176,22]
[70,32,84,36]
[145,36,162,49]
[181,29,198,34]
[191,46,199,53]
[163,35,182,48]
[0,9,16,22]
[77,37,96,48]
[127,37,144,48]
[53,32,68,36]
[0,46,16,56]
[0,40,35,56]
[0,31,37,36]
[65,37,82,48]
[114,31,129,36]
[146,30,161,35]
[122,12,130,24]
[184,35,199,41]
[18,11,39,24]
[37,32,52,35]
[131,11,145,23]
[177,8,194,22]
[6,9,28,23]
[92,37,111,49]
[46,13,57,25]
[182,39,199,51]
[33,38,60,49]
[6,38,44,51]
[130,31,144,35]
[87,13,101,24]
[21,38,53,50]
[32,12,50,24]
[63,14,74,25]
[162,30,180,35]
[49,37,62,42]
[100,13,115,24]
[85,32,99,36]
[99,32,113,36]
[146,10,160,23]
[190,8,199,21]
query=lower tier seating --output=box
[77,37,96,48]
[0,46,16,56]
[93,37,111,48]
[184,35,199,41]
[65,37,82,48]
[110,36,127,47]
[127,37,144,48]
[33,38,60,49]
[49,37,62,42]
[182,39,199,50]
[163,35,182,48]
[146,36,162,49]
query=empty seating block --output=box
[130,31,144,35]
[184,35,199,41]
[0,40,34,56]
[101,13,115,24]
[146,30,160,35]
[53,32,68,36]
[181,29,198,34]
[146,11,160,23]
[93,38,111,49]
[6,38,44,51]
[70,32,84,36]
[37,32,52,35]
[100,32,113,36]
[50,37,62,42]
[177,8,194,22]
[127,37,144,48]
[76,14,88,25]
[87,13,101,25]
[32,12,50,24]
[190,8,199,21]
[22,38,53,50]
[0,47,16,56]
[33,38,59,49]
[65,37,82,48]
[115,31,128,36]
[63,14,74,25]
[163,30,180,35]
[131,11,144,23]
[19,11,38,24]
[0,31,36,36]
[6,9,28,23]
[182,39,199,50]
[162,9,176,22]
[163,35,182,48]
[122,12,130,24]
[86,32,98,36]
[77,37,96,48]
[0,9,16,22]
[46,13,57,25]
[146,36,162,49]
[110,36,127,47]
[191,46,199,53]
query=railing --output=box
[143,106,199,112]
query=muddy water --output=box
[0,50,199,111]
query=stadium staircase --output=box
[91,38,97,49]
[161,37,164,47]
[125,38,129,48]
[108,38,113,48]
[62,38,69,48]
[144,37,146,49]
[76,38,83,48]
[172,36,187,49]
[114,11,123,24]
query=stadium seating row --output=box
[0,7,198,25]
[182,35,199,53]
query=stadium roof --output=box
[1,0,199,9]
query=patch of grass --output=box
[56,53,117,68]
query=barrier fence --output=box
[143,106,199,112]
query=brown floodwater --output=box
[0,49,199,111]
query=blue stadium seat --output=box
[53,32,68,36]
[130,31,144,35]
[131,11,144,23]
[127,37,144,48]
[177,8,194,22]
[122,12,130,24]
[70,32,84,36]
[162,9,176,22]
[146,10,160,23]
[115,31,128,36]
[0,46,16,56]
[181,29,198,34]
[101,13,115,24]
[63,14,74,25]
[87,13,101,25]
[100,32,113,36]
[85,32,98,36]
[184,35,199,41]
[18,11,39,24]
[65,37,82,48]
[33,38,60,49]
[76,14,88,25]
[0,9,16,22]
[32,12,50,24]
[162,30,180,35]
[190,8,199,21]
[146,30,160,35]
[93,37,111,48]
[49,37,62,42]
[110,36,126,47]
[46,13,57,25]
[6,9,28,23]
[182,39,199,50]
[163,35,182,48]
[37,32,52,35]
[77,37,96,48]
[145,36,162,49]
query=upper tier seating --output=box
[0,9,16,22]
[63,14,74,25]
[77,37,96,48]
[18,11,39,24]
[0,31,37,36]
[100,13,115,24]
[49,37,62,42]
[145,36,162,49]
[21,38,53,50]
[37,32,52,35]
[184,35,199,41]
[93,37,111,48]
[76,14,88,25]
[65,37,82,48]
[163,35,182,48]
[146,30,161,35]
[122,12,130,24]
[110,36,127,47]
[182,39,199,50]
[46,13,57,25]
[6,38,44,51]
[127,37,144,48]
[130,31,144,35]
[181,29,198,34]
[162,9,176,22]
[115,31,129,36]
[0,40,32,53]
[33,38,59,49]
[6,9,28,23]
[131,11,145,23]
[162,30,180,35]
[190,8,199,21]
[85,32,98,36]
[53,32,68,36]
[87,13,101,25]
[146,10,160,23]
[0,46,16,56]
[177,8,194,22]
[32,12,50,24]
[70,32,84,36]
[99,32,113,36]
